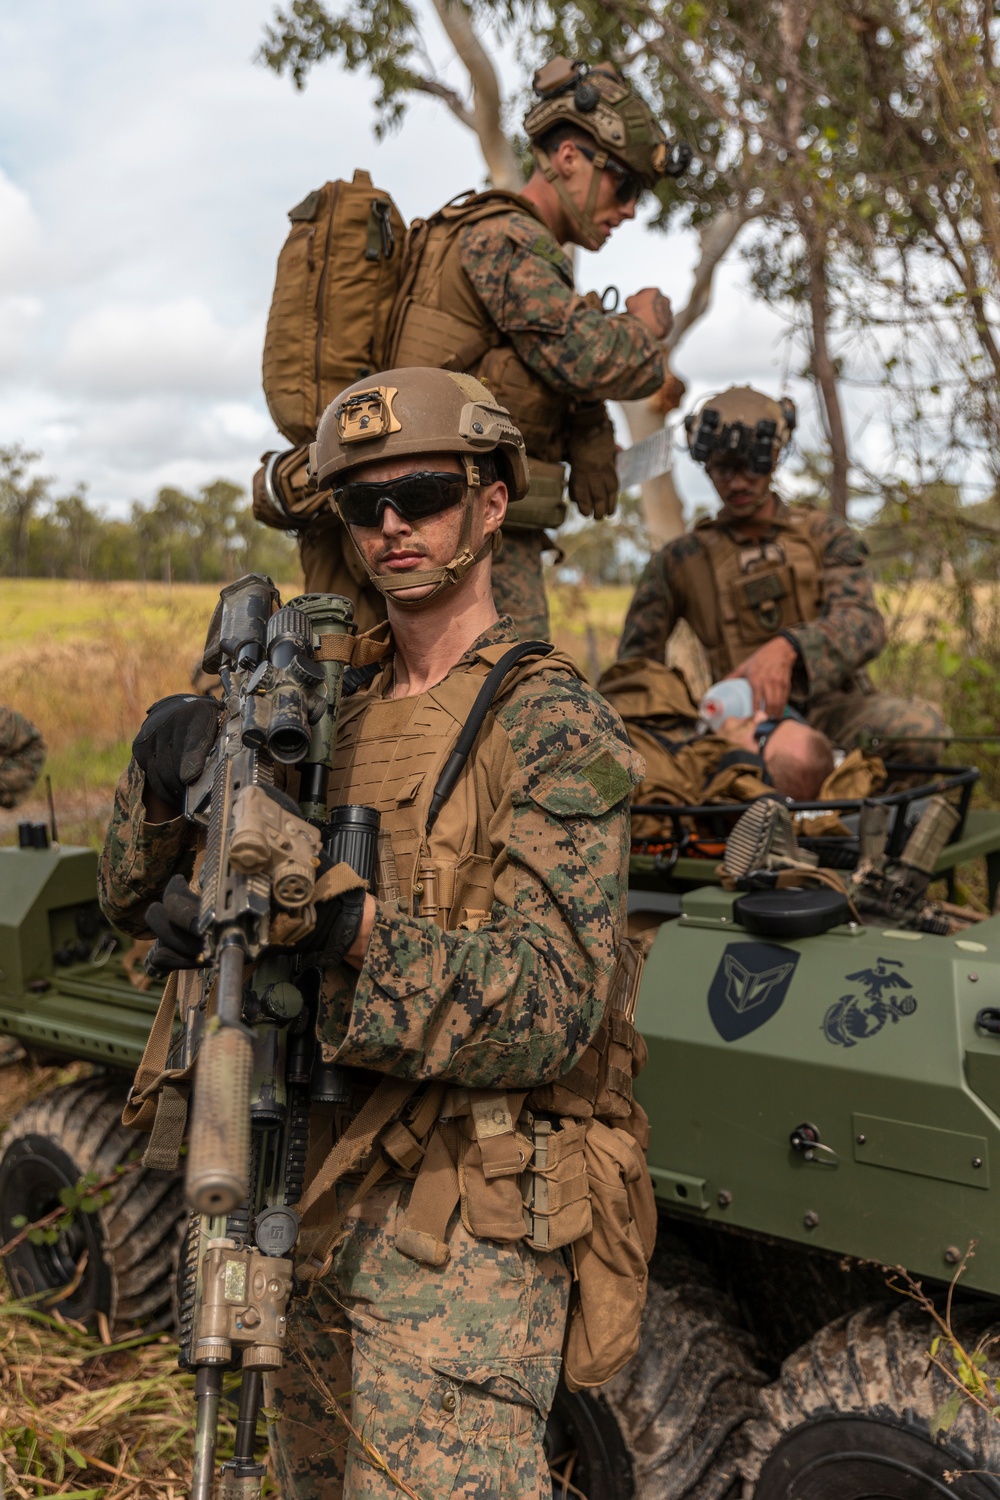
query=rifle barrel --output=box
[191,1367,224,1500]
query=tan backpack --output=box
[262,169,407,446]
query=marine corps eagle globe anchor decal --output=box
[822,957,917,1047]
[708,942,800,1042]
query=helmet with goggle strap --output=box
[312,367,529,609]
[524,57,690,252]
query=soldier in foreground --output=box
[100,369,648,1497]
[0,707,46,809]
[617,387,947,759]
[257,55,682,639]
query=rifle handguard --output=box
[186,1021,253,1216]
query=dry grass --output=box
[1,580,297,849]
[0,1299,200,1500]
[0,1056,240,1499]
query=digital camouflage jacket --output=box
[98,617,641,1094]
[618,498,887,700]
[0,706,47,809]
[459,207,665,408]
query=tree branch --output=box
[804,223,850,517]
[409,72,475,131]
[427,0,522,188]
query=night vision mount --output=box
[685,397,797,473]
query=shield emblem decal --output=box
[708,941,799,1041]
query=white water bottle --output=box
[699,678,755,731]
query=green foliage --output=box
[258,0,433,136]
[4,1168,116,1250]
[0,451,298,584]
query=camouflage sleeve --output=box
[616,545,683,661]
[98,758,196,935]
[460,215,665,401]
[0,707,46,808]
[784,516,888,695]
[322,676,643,1090]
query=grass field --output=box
[2,580,296,847]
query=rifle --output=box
[170,575,369,1500]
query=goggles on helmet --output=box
[333,471,467,529]
[688,412,780,475]
[576,144,643,205]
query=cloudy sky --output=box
[0,0,816,520]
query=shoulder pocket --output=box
[528,736,642,818]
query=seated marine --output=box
[616,387,947,762]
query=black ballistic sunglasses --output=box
[333,471,467,528]
[576,144,643,205]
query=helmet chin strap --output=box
[341,472,498,611]
[533,147,605,253]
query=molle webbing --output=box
[686,512,825,678]
[387,188,574,502]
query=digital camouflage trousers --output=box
[264,1181,571,1500]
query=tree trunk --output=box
[805,229,850,517]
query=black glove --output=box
[132,694,222,811]
[146,873,204,973]
[295,855,367,970]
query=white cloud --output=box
[0,171,43,292]
[0,295,43,374]
[57,298,262,397]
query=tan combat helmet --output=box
[313,366,529,608]
[524,57,689,251]
[685,387,797,478]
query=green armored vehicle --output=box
[3,774,1000,1499]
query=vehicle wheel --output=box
[547,1378,637,1498]
[0,1077,184,1333]
[598,1238,768,1499]
[745,1302,1000,1498]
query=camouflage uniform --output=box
[0,707,46,808]
[618,498,947,759]
[98,616,640,1498]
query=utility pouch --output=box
[562,1118,658,1391]
[730,563,797,644]
[457,1090,532,1242]
[251,442,321,531]
[593,938,644,1119]
[521,1117,591,1252]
